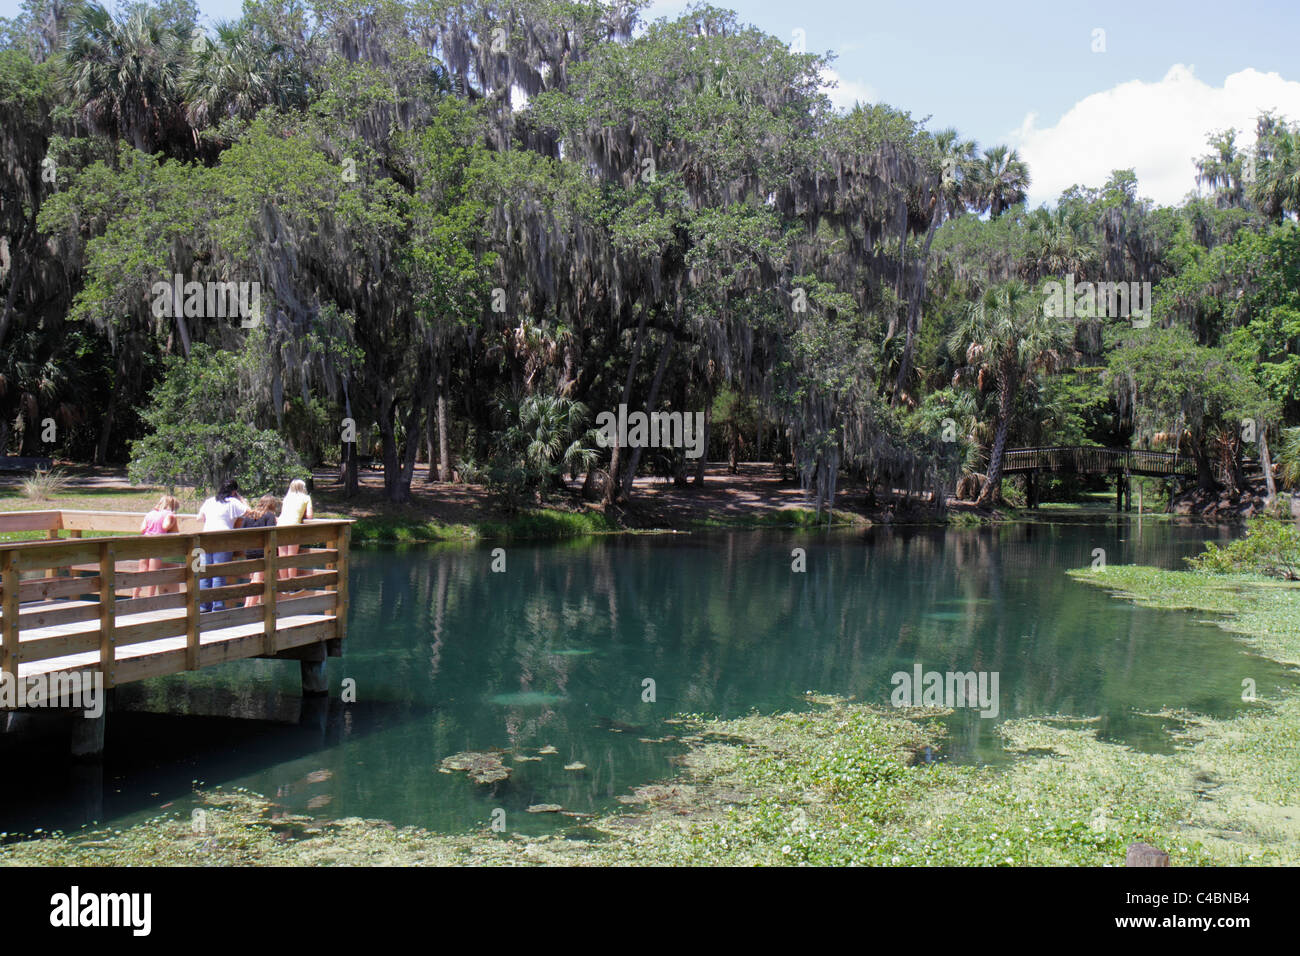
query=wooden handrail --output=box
[1001,446,1200,477]
[0,513,351,690]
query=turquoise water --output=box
[2,519,1296,839]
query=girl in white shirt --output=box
[197,480,249,612]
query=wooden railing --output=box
[1001,446,1200,478]
[0,512,350,690]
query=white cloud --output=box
[1013,65,1300,207]
[821,68,876,113]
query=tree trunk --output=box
[94,402,115,465]
[398,405,422,495]
[425,403,436,483]
[694,400,711,486]
[340,380,359,498]
[605,310,649,505]
[94,349,127,465]
[1192,438,1218,491]
[975,367,1017,508]
[621,331,673,498]
[378,396,403,502]
[437,384,450,482]
[1260,425,1277,503]
[0,243,32,353]
[169,283,193,358]
[673,377,690,487]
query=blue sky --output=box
[8,0,1300,206]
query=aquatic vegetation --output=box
[4,689,1297,866]
[1069,564,1300,667]
[439,752,511,785]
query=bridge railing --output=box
[1002,446,1199,477]
[0,513,351,690]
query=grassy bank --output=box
[347,507,625,543]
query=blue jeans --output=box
[199,551,233,613]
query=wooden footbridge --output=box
[0,510,350,755]
[1001,446,1201,510]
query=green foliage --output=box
[127,344,307,495]
[1278,427,1300,490]
[1186,518,1300,580]
[463,393,597,510]
[9,0,1300,518]
[1106,326,1269,461]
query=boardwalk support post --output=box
[300,657,328,696]
[70,711,106,759]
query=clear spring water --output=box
[2,518,1295,840]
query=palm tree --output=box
[1251,122,1300,222]
[62,3,188,154]
[975,144,1030,217]
[1024,205,1098,282]
[182,22,308,133]
[935,128,981,215]
[499,392,598,498]
[948,279,1072,507]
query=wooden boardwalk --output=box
[0,510,350,752]
[999,446,1211,511]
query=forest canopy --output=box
[2,0,1298,506]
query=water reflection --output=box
[2,519,1293,840]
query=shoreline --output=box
[0,461,1254,545]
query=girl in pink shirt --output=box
[136,495,179,599]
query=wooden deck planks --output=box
[15,611,337,681]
